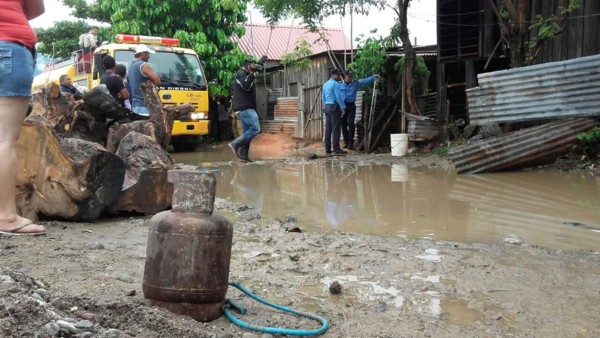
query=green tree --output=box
[281,38,312,69]
[62,0,112,23]
[35,21,110,59]
[488,0,581,67]
[348,34,387,101]
[99,0,248,96]
[281,38,313,95]
[395,55,430,111]
[254,0,424,115]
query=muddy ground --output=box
[2,136,600,338]
[2,196,600,338]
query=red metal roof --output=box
[234,24,351,61]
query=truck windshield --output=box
[114,50,206,89]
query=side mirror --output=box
[92,53,104,80]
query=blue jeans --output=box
[232,108,260,146]
[341,102,356,147]
[324,104,342,152]
[132,105,149,116]
[0,41,35,97]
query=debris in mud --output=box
[236,205,252,212]
[329,281,343,294]
[126,290,136,297]
[503,235,523,245]
[285,227,303,233]
[78,312,96,320]
[242,212,262,221]
[0,269,130,338]
[564,222,600,232]
[306,152,318,160]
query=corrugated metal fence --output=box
[467,54,600,125]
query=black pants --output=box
[340,102,356,147]
[324,104,342,152]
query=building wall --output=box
[437,0,600,64]
[534,0,600,64]
[436,0,600,137]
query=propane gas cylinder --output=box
[143,170,233,322]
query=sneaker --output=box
[347,145,355,150]
[228,142,240,159]
[333,149,348,155]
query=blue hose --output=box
[224,282,329,336]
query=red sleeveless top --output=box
[0,0,37,49]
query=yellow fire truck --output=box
[32,34,209,152]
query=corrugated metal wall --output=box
[449,118,600,174]
[467,54,600,125]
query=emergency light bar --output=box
[115,34,179,46]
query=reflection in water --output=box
[172,143,237,165]
[204,161,600,251]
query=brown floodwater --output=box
[173,151,600,251]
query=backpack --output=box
[78,33,87,49]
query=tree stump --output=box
[16,117,125,221]
[29,83,72,128]
[109,131,175,214]
[106,82,174,152]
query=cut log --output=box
[30,84,121,145]
[106,119,169,153]
[109,131,175,214]
[29,83,73,128]
[105,82,174,152]
[83,86,130,121]
[16,117,125,221]
[165,103,195,120]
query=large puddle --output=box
[173,151,600,251]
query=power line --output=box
[408,12,600,28]
[410,9,487,17]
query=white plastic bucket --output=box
[390,134,409,157]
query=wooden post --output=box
[437,62,448,143]
[298,83,305,138]
[465,60,477,89]
[401,69,407,134]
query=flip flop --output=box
[0,222,46,236]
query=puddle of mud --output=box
[175,153,600,250]
[282,274,488,326]
[171,143,237,164]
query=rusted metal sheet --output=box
[449,118,599,174]
[467,54,600,125]
[408,119,440,141]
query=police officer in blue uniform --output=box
[321,69,347,155]
[340,71,380,150]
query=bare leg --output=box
[0,97,44,233]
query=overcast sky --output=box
[30,0,437,46]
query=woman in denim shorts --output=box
[0,0,46,235]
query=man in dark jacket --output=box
[59,75,83,100]
[229,57,265,162]
[100,55,129,106]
